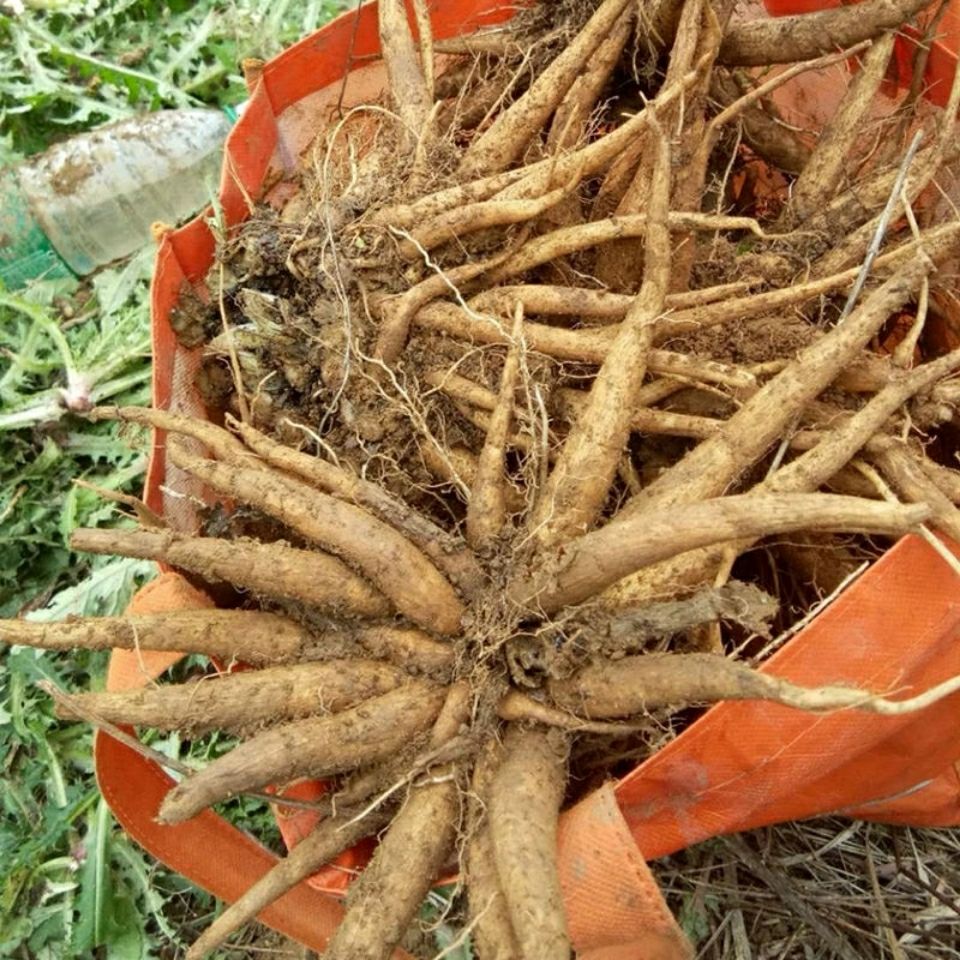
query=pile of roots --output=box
[6,0,960,956]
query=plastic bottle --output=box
[0,108,234,289]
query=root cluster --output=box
[5,0,960,956]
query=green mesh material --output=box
[0,169,74,290]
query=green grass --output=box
[0,255,153,617]
[1,0,348,155]
[0,2,347,955]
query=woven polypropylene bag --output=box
[97,3,960,956]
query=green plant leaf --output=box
[26,556,155,620]
[113,839,181,944]
[104,892,148,960]
[72,797,111,953]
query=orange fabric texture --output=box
[558,786,694,960]
[89,1,960,957]
[618,534,960,862]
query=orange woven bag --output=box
[96,3,960,957]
